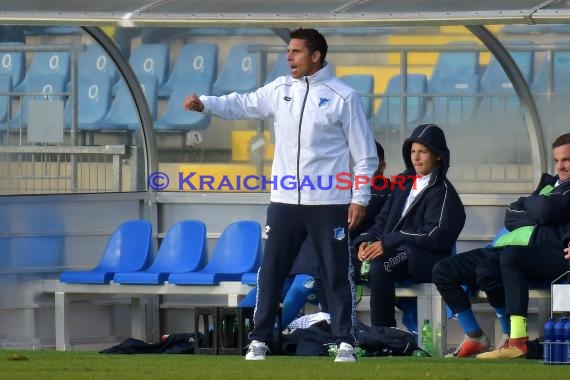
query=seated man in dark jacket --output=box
[432,132,570,359]
[354,124,466,328]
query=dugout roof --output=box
[2,0,570,27]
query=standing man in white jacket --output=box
[184,28,378,362]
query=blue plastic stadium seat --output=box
[533,51,563,95]
[155,82,211,132]
[129,43,169,89]
[0,75,12,126]
[485,226,510,248]
[169,220,262,285]
[14,51,70,92]
[212,44,264,96]
[482,41,534,89]
[59,220,152,284]
[159,43,218,97]
[0,42,25,89]
[241,271,258,285]
[78,43,119,83]
[340,74,374,119]
[9,73,68,130]
[264,53,289,85]
[113,220,208,285]
[474,41,534,137]
[63,74,113,130]
[372,73,428,131]
[428,42,480,93]
[98,74,158,131]
[424,73,480,128]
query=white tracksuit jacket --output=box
[200,62,378,206]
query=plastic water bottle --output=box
[433,324,442,357]
[360,242,372,282]
[360,260,370,282]
[553,317,567,364]
[543,318,556,365]
[563,320,570,363]
[421,319,433,356]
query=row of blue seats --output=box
[0,68,548,134]
[0,39,540,104]
[4,39,570,133]
[5,35,570,103]
[371,42,570,131]
[0,72,211,132]
[0,41,288,131]
[0,72,373,133]
[0,41,283,100]
[59,219,262,285]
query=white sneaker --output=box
[334,342,357,362]
[245,340,268,361]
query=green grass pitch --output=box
[1,351,569,380]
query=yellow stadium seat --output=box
[231,130,274,161]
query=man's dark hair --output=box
[553,133,570,149]
[375,141,385,162]
[289,28,327,64]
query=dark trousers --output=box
[249,202,355,346]
[369,245,446,327]
[432,248,506,315]
[432,245,568,317]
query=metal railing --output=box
[0,42,145,194]
[0,145,128,193]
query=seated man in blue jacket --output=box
[432,132,570,359]
[354,124,466,328]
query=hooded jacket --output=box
[354,124,465,256]
[503,172,570,249]
[199,63,378,206]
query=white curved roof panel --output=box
[1,0,570,27]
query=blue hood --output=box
[402,124,450,175]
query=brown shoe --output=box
[476,337,528,359]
